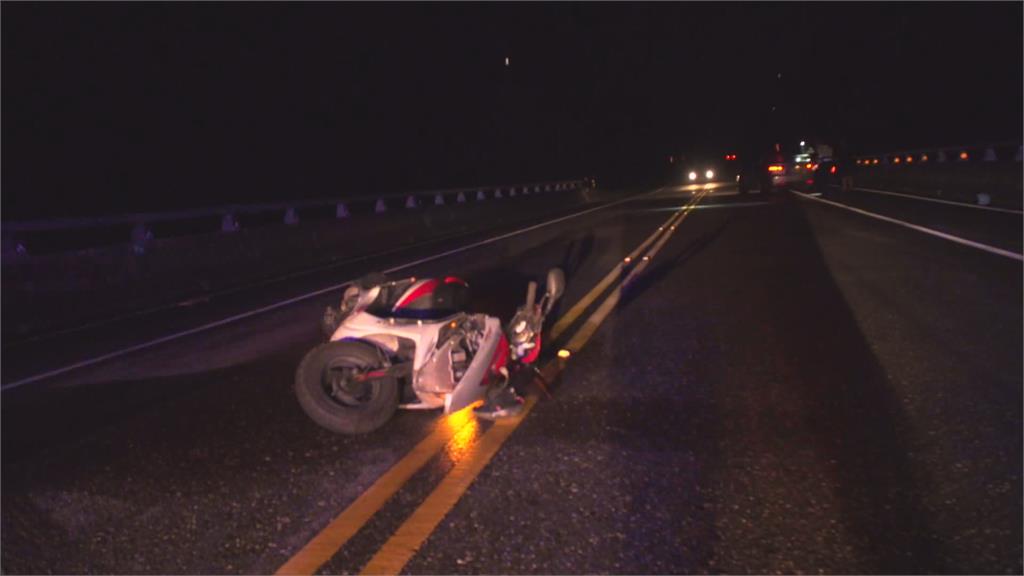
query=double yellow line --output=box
[277,187,709,576]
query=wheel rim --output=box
[321,360,380,408]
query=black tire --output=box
[295,341,398,434]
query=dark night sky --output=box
[3,2,1021,219]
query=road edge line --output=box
[845,185,1024,215]
[793,190,1023,262]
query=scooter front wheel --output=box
[295,341,398,434]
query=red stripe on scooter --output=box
[443,276,468,286]
[393,279,440,309]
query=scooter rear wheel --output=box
[295,341,398,434]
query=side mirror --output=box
[543,268,565,314]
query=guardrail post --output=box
[221,213,240,233]
[476,190,486,201]
[937,150,947,163]
[509,187,516,197]
[434,193,444,206]
[375,198,388,213]
[405,195,418,209]
[284,207,299,225]
[494,188,503,199]
[534,185,540,193]
[457,191,467,203]
[130,222,154,255]
[983,147,997,162]
[336,202,350,219]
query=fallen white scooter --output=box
[295,269,564,434]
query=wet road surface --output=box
[2,185,1020,574]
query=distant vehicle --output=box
[736,154,764,194]
[811,158,839,194]
[685,153,740,184]
[738,145,819,193]
[784,152,819,192]
[736,146,792,193]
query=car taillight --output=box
[829,165,837,174]
[768,164,784,173]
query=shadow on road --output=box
[517,198,948,572]
[779,201,946,572]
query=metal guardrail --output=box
[2,177,596,256]
[853,142,1022,166]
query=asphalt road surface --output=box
[2,183,1020,574]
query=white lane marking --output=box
[843,185,1024,215]
[793,190,1024,262]
[2,189,665,391]
[639,200,773,212]
[693,201,775,209]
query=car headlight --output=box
[688,171,697,181]
[705,169,715,180]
